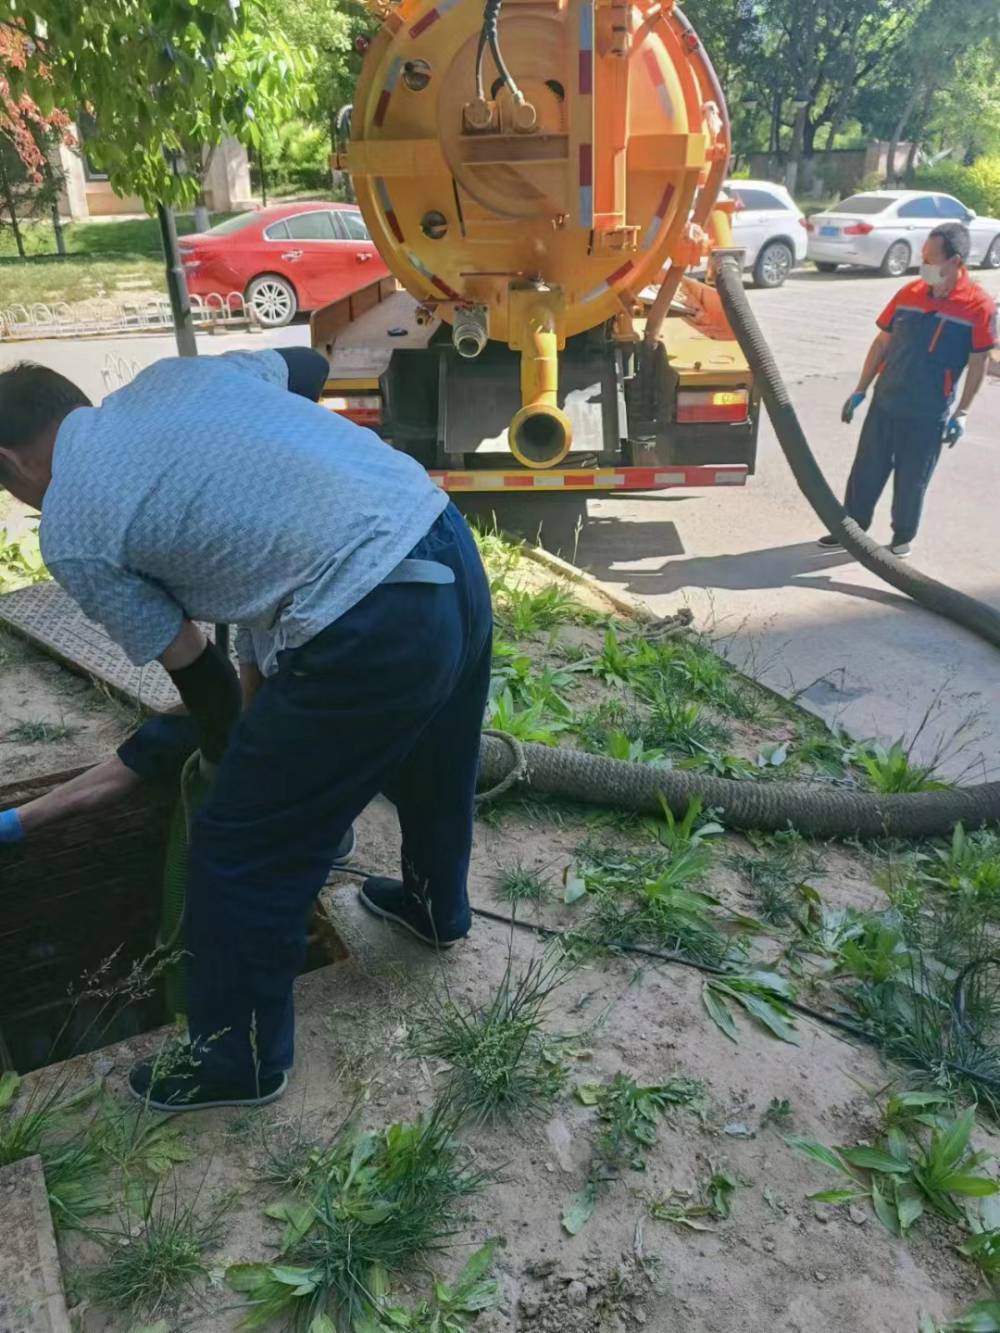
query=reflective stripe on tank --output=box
[644,181,676,250]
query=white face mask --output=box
[921,262,947,287]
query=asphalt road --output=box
[3,265,999,774]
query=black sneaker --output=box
[127,1057,287,1112]
[358,877,467,949]
[332,824,356,866]
[817,534,845,549]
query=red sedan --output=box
[178,202,389,328]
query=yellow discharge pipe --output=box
[709,202,735,250]
[508,300,573,469]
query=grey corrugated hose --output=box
[476,258,1000,837]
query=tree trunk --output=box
[887,83,923,185]
[769,91,782,157]
[785,103,809,195]
[50,200,66,255]
[192,144,216,233]
[0,156,25,258]
[904,88,936,182]
[43,161,66,256]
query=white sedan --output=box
[806,190,1000,277]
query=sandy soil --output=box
[0,627,137,781]
[1,551,997,1333]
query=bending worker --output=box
[0,349,492,1111]
[819,221,997,557]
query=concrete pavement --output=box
[2,266,998,775]
[582,268,1000,777]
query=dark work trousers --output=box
[183,503,493,1084]
[843,400,944,545]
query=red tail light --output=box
[844,222,874,236]
[805,219,816,233]
[677,389,750,425]
[322,393,382,428]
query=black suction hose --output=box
[713,255,1000,649]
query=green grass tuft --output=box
[89,1181,225,1317]
[228,1105,487,1329]
[412,951,569,1123]
[494,860,551,906]
[9,718,78,744]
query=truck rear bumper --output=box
[428,464,748,492]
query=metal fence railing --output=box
[0,292,256,342]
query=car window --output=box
[203,212,260,237]
[836,195,893,214]
[283,211,338,241]
[337,211,370,241]
[897,196,940,219]
[733,188,787,212]
[935,195,970,220]
[263,219,289,241]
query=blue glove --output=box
[945,412,967,448]
[0,809,25,843]
[841,391,866,424]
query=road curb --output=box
[520,544,660,625]
[0,1155,72,1333]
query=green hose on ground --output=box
[158,752,212,1020]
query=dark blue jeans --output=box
[844,401,944,545]
[183,504,492,1083]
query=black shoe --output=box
[332,824,356,866]
[817,534,845,549]
[127,1056,287,1112]
[358,877,467,949]
[890,541,912,558]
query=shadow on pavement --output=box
[574,527,921,611]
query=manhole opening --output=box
[0,767,348,1075]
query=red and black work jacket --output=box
[873,271,998,423]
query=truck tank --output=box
[344,0,733,469]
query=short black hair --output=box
[929,221,971,263]
[0,362,91,453]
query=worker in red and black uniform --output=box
[819,221,997,557]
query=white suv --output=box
[725,180,809,288]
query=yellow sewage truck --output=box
[311,0,758,501]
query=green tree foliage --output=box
[2,2,314,210]
[683,0,1000,179]
[279,0,372,131]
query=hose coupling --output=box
[453,305,489,359]
[707,247,746,285]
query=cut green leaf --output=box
[562,1181,597,1235]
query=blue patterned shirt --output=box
[40,350,447,675]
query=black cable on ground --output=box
[334,869,1000,1090]
[469,904,876,1042]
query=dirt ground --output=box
[2,546,999,1332]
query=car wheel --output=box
[245,274,298,328]
[982,237,1000,270]
[753,240,795,289]
[880,240,911,278]
[815,261,839,273]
